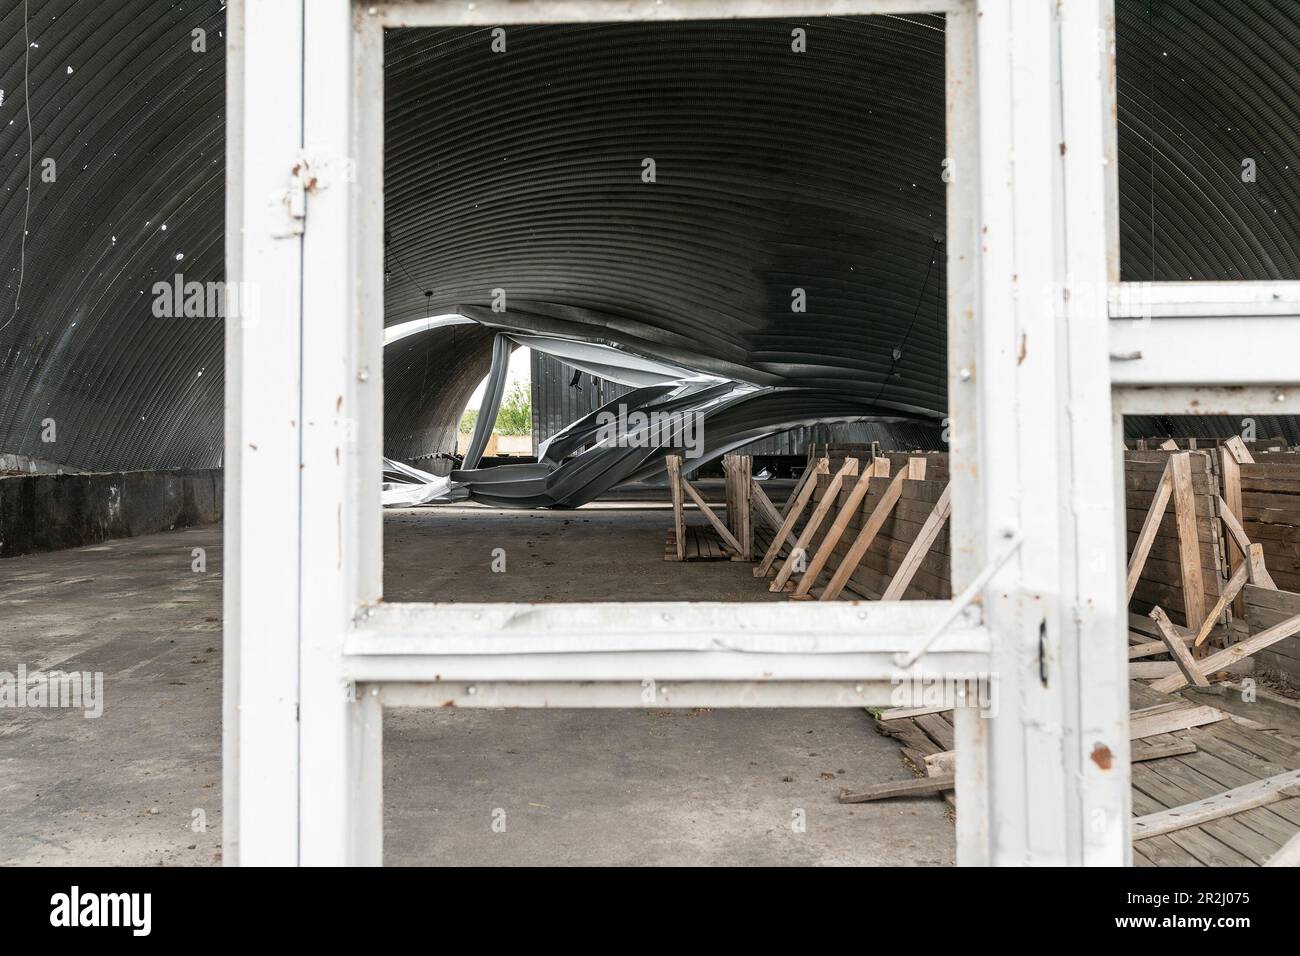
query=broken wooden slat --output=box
[1169,453,1208,630]
[819,465,911,602]
[1150,610,1300,694]
[754,458,828,577]
[1129,704,1225,740]
[769,458,859,592]
[1150,607,1209,687]
[1127,458,1172,601]
[881,483,952,601]
[1132,768,1300,841]
[838,773,955,803]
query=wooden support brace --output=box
[679,476,744,555]
[819,464,912,601]
[754,458,828,577]
[1169,452,1207,630]
[769,458,859,592]
[1150,606,1209,687]
[881,482,952,601]
[1191,559,1249,648]
[749,479,798,553]
[791,460,888,598]
[780,450,819,519]
[1217,498,1277,589]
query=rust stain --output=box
[1017,333,1028,366]
[441,700,456,708]
[1090,743,1114,771]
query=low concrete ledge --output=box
[0,469,222,558]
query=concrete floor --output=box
[0,498,955,866]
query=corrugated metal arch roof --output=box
[0,1,1297,471]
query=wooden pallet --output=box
[664,525,731,561]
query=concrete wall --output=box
[0,470,222,558]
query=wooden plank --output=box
[838,774,955,803]
[1129,705,1225,740]
[1170,453,1208,630]
[780,449,817,518]
[754,458,827,577]
[679,476,743,555]
[1129,635,1194,660]
[1150,607,1209,687]
[665,455,685,561]
[1130,662,1179,678]
[733,455,753,560]
[820,466,911,601]
[769,458,859,592]
[913,712,956,751]
[881,483,952,601]
[749,479,798,552]
[1219,497,1278,588]
[793,468,881,598]
[877,704,952,721]
[1221,444,1248,616]
[1192,560,1248,648]
[1151,611,1300,694]
[1127,458,1172,601]
[1133,768,1300,841]
[1131,741,1199,763]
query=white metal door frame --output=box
[224,0,1164,866]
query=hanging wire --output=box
[872,233,943,405]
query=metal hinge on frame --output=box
[269,154,313,239]
[268,150,356,239]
